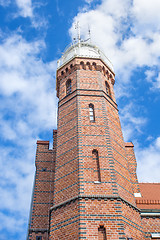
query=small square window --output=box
[36,236,42,240]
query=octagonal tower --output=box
[49,41,144,240]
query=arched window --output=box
[110,73,113,78]
[80,61,85,69]
[66,79,72,95]
[92,150,101,182]
[61,71,64,76]
[98,226,107,240]
[89,104,95,122]
[92,62,96,70]
[86,62,90,70]
[105,81,111,96]
[65,67,68,73]
[102,66,106,76]
[70,64,73,69]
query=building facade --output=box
[27,42,160,240]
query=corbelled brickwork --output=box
[28,43,160,240]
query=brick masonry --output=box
[28,138,56,240]
[28,54,160,240]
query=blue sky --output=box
[0,0,160,239]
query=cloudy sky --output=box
[0,0,160,239]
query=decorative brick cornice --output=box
[36,140,50,145]
[29,228,49,233]
[56,60,115,97]
[50,194,140,212]
[136,199,160,204]
[125,142,134,147]
[58,89,118,110]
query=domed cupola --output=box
[57,41,114,73]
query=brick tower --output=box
[49,41,144,240]
[28,40,160,240]
[27,132,57,240]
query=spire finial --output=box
[75,21,81,46]
[88,25,91,43]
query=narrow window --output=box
[66,79,72,95]
[65,67,68,73]
[102,66,106,76]
[92,62,96,70]
[89,104,95,122]
[105,81,110,96]
[92,150,101,182]
[36,236,42,240]
[80,61,85,69]
[61,71,64,76]
[70,64,73,69]
[98,226,107,240]
[86,62,90,70]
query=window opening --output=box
[86,62,91,70]
[98,226,107,240]
[80,61,85,69]
[36,236,42,240]
[105,81,110,96]
[92,62,96,70]
[66,79,72,95]
[92,150,101,182]
[89,104,95,122]
[102,66,106,76]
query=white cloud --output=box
[156,73,160,89]
[132,0,160,33]
[0,0,47,28]
[145,69,156,83]
[0,34,57,130]
[145,68,160,90]
[69,0,160,87]
[68,1,160,186]
[100,0,132,19]
[15,0,33,18]
[0,0,10,7]
[0,33,57,238]
[0,212,25,232]
[119,103,147,142]
[136,137,160,182]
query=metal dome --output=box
[57,41,114,72]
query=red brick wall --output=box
[142,217,160,239]
[53,95,79,205]
[125,142,140,194]
[79,198,144,240]
[50,57,144,239]
[50,200,79,239]
[28,138,56,240]
[28,55,160,240]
